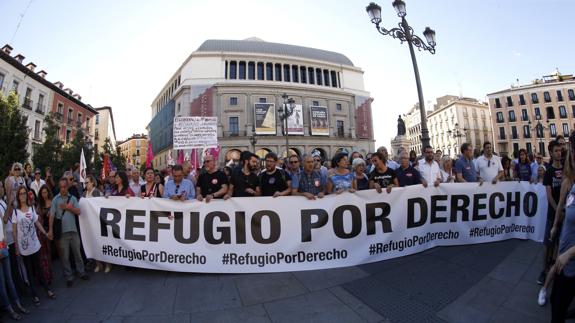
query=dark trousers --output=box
[21,252,49,298]
[551,271,575,323]
[8,245,26,296]
[0,255,20,310]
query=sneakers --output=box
[104,264,112,274]
[537,271,546,285]
[538,288,547,306]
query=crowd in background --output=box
[0,134,574,322]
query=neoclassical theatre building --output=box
[148,38,375,168]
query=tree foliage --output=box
[0,92,30,179]
[32,113,64,177]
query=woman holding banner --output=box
[327,153,356,194]
[141,168,163,198]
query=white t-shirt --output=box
[418,159,442,184]
[12,208,41,256]
[475,155,503,182]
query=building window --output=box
[68,108,74,123]
[224,61,228,79]
[511,126,518,139]
[519,94,526,105]
[536,124,543,138]
[336,120,344,137]
[526,143,532,154]
[521,109,529,121]
[291,65,299,83]
[495,98,501,109]
[572,105,575,117]
[563,123,569,136]
[37,94,45,113]
[257,62,264,80]
[499,127,505,140]
[247,62,255,80]
[557,90,564,102]
[546,106,555,119]
[239,61,246,80]
[506,96,513,107]
[569,89,575,101]
[331,71,338,88]
[229,117,239,135]
[544,91,551,103]
[0,72,4,89]
[531,93,539,104]
[11,80,19,94]
[559,106,567,118]
[283,64,291,82]
[300,66,307,84]
[512,143,520,155]
[312,101,319,106]
[308,67,315,85]
[95,115,100,125]
[323,70,330,87]
[230,97,238,105]
[496,112,504,123]
[259,98,266,103]
[177,103,181,113]
[66,129,71,143]
[229,61,237,79]
[34,120,41,140]
[508,110,516,122]
[336,103,342,111]
[550,124,557,137]
[539,142,546,157]
[534,107,541,118]
[523,125,530,138]
[274,64,282,81]
[266,63,273,80]
[315,69,323,86]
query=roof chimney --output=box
[73,94,82,101]
[54,81,64,89]
[1,44,13,54]
[64,88,73,95]
[37,70,47,78]
[14,54,25,63]
[25,62,36,72]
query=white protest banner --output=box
[173,116,218,150]
[79,182,547,274]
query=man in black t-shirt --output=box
[369,152,398,194]
[196,155,229,203]
[259,152,292,197]
[225,152,261,198]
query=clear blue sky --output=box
[1,0,574,147]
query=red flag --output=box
[177,149,184,165]
[190,149,198,172]
[102,153,111,180]
[146,142,154,168]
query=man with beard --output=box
[369,152,398,193]
[418,146,441,187]
[196,155,229,203]
[224,151,261,198]
[259,152,291,197]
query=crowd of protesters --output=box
[0,136,574,322]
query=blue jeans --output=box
[0,254,20,310]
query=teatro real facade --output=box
[148,38,375,168]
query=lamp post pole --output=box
[366,1,436,151]
[279,93,296,158]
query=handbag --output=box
[53,196,71,240]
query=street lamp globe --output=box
[366,2,382,24]
[392,0,407,17]
[423,27,436,47]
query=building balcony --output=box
[54,112,63,121]
[23,98,33,110]
[223,131,247,137]
[512,134,518,139]
[499,134,506,140]
[67,118,74,125]
[76,121,83,128]
[94,133,99,140]
[85,126,91,133]
[524,134,531,138]
[35,103,45,115]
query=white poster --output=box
[79,182,547,274]
[173,116,218,150]
[287,104,304,135]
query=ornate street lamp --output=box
[278,93,296,157]
[366,1,436,151]
[529,115,549,156]
[249,125,257,152]
[447,123,467,154]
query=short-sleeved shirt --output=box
[396,165,422,187]
[455,157,478,182]
[287,168,302,189]
[417,160,441,184]
[230,168,260,197]
[197,170,229,197]
[298,170,326,195]
[163,179,195,200]
[475,155,503,182]
[51,193,80,233]
[514,162,532,181]
[12,208,41,256]
[559,184,575,277]
[355,173,370,190]
[259,169,290,196]
[544,164,563,217]
[369,168,397,188]
[328,172,354,192]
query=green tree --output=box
[0,92,30,179]
[61,128,94,173]
[32,113,64,177]
[94,137,125,175]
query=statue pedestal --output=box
[390,135,411,159]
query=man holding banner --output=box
[293,154,326,200]
[196,155,228,202]
[225,152,260,199]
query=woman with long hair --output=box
[327,153,356,194]
[514,149,532,182]
[110,171,134,197]
[141,168,163,198]
[501,155,514,181]
[12,186,55,305]
[35,185,53,286]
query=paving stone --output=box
[17,309,71,323]
[343,276,442,323]
[174,275,242,313]
[501,281,551,321]
[234,272,307,306]
[114,267,168,289]
[113,284,178,316]
[504,240,542,265]
[488,260,530,285]
[102,314,190,323]
[357,252,419,275]
[190,305,270,323]
[292,266,369,291]
[329,286,386,323]
[34,285,84,312]
[264,289,364,323]
[65,286,124,315]
[68,314,115,323]
[422,244,470,261]
[489,306,543,323]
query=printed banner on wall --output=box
[310,106,329,136]
[79,182,547,274]
[287,104,304,135]
[254,103,276,135]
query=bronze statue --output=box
[397,115,406,136]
